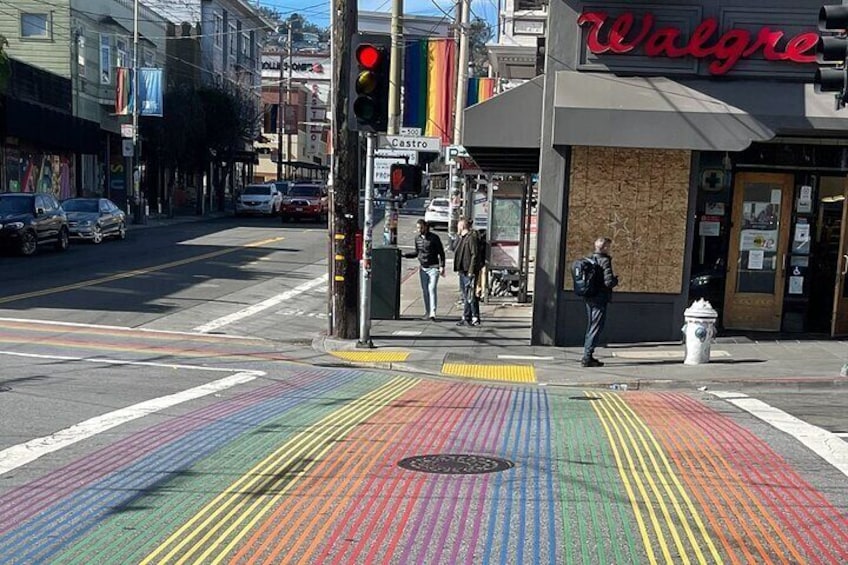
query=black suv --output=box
[0,193,70,256]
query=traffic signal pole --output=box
[359,133,377,347]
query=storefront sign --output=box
[577,11,818,75]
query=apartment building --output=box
[487,0,547,81]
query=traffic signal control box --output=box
[349,33,391,133]
[390,164,423,196]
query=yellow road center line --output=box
[141,376,416,565]
[590,392,666,564]
[604,393,718,565]
[0,236,284,305]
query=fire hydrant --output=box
[682,299,718,365]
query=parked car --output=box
[281,184,328,223]
[62,198,127,244]
[0,192,70,256]
[235,183,282,216]
[272,180,291,197]
[424,197,450,229]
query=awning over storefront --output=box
[552,71,848,151]
[3,98,101,154]
[462,77,542,172]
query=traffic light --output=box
[816,5,848,108]
[390,164,422,196]
[349,34,390,132]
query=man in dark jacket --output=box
[453,218,482,326]
[582,237,619,367]
[403,219,446,321]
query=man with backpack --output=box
[453,218,483,326]
[573,237,619,367]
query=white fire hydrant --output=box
[682,299,718,365]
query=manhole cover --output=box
[397,454,514,475]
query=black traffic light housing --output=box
[390,164,422,196]
[349,33,391,133]
[816,5,848,108]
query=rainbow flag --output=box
[402,38,456,144]
[115,67,132,116]
[466,77,496,107]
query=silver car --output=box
[236,184,282,216]
[63,198,126,244]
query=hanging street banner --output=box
[115,68,164,117]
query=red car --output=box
[281,184,328,223]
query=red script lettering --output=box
[576,11,817,75]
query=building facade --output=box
[465,0,848,344]
[0,0,166,205]
[487,0,547,81]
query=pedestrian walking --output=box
[581,237,619,367]
[453,218,483,326]
[403,219,446,321]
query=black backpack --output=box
[572,256,602,297]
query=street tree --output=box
[468,18,493,76]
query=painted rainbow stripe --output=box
[1,378,847,564]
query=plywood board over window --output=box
[564,146,691,294]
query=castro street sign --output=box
[577,11,818,75]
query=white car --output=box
[424,197,450,229]
[236,184,282,216]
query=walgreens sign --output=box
[577,11,818,75]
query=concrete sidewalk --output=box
[316,262,848,390]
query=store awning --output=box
[551,71,848,151]
[462,76,542,172]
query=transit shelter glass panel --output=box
[736,182,781,294]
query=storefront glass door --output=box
[724,172,794,330]
[831,180,848,336]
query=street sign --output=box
[400,127,422,136]
[445,145,469,164]
[121,139,134,157]
[120,124,135,139]
[375,149,417,165]
[378,135,440,152]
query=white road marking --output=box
[192,275,327,333]
[392,330,423,337]
[0,350,242,372]
[712,391,848,478]
[498,354,556,361]
[0,317,261,341]
[613,350,731,359]
[0,357,262,476]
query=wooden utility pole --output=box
[330,0,359,338]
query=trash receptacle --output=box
[371,246,402,319]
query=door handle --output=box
[781,253,786,272]
[843,255,848,276]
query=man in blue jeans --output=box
[582,237,619,367]
[453,218,482,326]
[403,219,446,321]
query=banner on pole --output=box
[115,68,164,117]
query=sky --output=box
[254,0,500,34]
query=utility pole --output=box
[448,0,469,238]
[276,47,284,179]
[286,24,293,179]
[381,0,403,247]
[131,0,144,225]
[330,0,359,339]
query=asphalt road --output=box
[0,215,846,563]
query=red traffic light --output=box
[356,44,382,69]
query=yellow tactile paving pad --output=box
[441,363,536,383]
[329,350,411,363]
